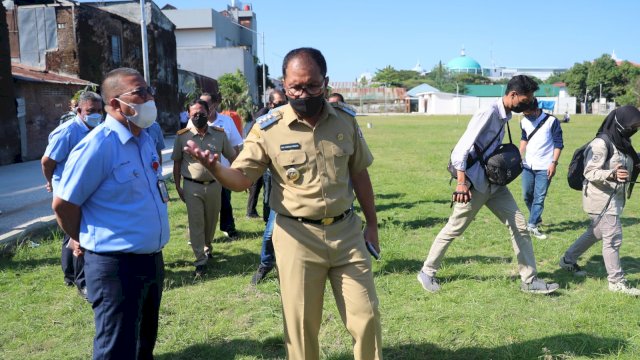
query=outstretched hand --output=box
[184,140,220,172]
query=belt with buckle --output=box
[281,209,352,226]
[184,177,215,185]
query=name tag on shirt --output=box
[280,143,301,151]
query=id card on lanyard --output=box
[152,153,169,203]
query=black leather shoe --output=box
[194,265,206,277]
[78,287,89,301]
[250,265,273,285]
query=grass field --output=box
[2,114,640,359]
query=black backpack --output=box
[567,134,613,190]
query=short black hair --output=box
[268,89,286,104]
[505,75,539,95]
[282,47,327,78]
[328,93,345,102]
[527,98,539,111]
[188,99,210,114]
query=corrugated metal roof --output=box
[12,63,96,86]
[406,83,440,97]
[465,84,561,97]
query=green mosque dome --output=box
[446,48,482,74]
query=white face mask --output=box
[83,113,102,128]
[116,99,157,129]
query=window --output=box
[111,35,121,66]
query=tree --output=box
[563,61,590,102]
[372,66,423,88]
[587,54,620,100]
[218,70,255,121]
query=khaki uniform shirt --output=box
[172,126,235,182]
[583,138,633,215]
[232,101,373,219]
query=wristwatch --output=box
[551,160,559,165]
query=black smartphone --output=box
[365,241,380,260]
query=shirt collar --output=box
[189,126,214,137]
[104,115,134,144]
[496,99,511,121]
[73,115,90,131]
[282,100,331,127]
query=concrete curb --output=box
[0,215,58,257]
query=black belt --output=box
[184,177,216,185]
[280,209,352,226]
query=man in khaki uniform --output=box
[172,99,235,276]
[183,47,382,360]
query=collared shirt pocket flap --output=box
[113,163,139,183]
[276,150,307,167]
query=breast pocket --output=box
[276,150,308,186]
[108,162,145,199]
[328,144,353,180]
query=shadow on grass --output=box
[378,256,512,276]
[380,216,448,230]
[0,255,59,271]
[376,192,406,200]
[157,336,286,360]
[163,248,258,289]
[544,217,640,234]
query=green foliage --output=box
[180,78,203,112]
[218,70,255,120]
[372,65,423,88]
[563,54,640,105]
[71,85,99,102]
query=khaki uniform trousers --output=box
[422,185,537,284]
[183,179,221,266]
[273,211,382,360]
[564,214,624,283]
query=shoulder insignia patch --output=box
[330,101,357,117]
[211,125,225,132]
[177,127,191,135]
[257,110,283,130]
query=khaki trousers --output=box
[273,212,382,360]
[422,185,537,283]
[183,179,221,266]
[564,214,624,283]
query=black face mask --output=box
[616,115,637,138]
[288,94,324,118]
[192,113,208,129]
[511,100,531,113]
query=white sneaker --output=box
[527,226,547,240]
[608,280,640,296]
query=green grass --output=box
[2,114,640,359]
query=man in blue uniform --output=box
[41,91,103,298]
[53,68,170,359]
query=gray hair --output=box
[77,91,102,105]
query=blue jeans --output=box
[262,170,272,223]
[521,168,551,227]
[260,210,276,268]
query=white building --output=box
[162,2,259,101]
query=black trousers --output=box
[85,251,164,360]
[246,176,264,217]
[220,187,236,233]
[61,233,86,289]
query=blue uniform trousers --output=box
[85,251,164,360]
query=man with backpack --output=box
[560,106,640,296]
[519,99,564,239]
[417,75,559,294]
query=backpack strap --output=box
[526,113,550,141]
[473,122,506,167]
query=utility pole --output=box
[230,21,267,107]
[140,0,150,84]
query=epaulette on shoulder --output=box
[211,125,225,132]
[177,127,191,135]
[257,110,283,130]
[330,101,357,117]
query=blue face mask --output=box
[84,113,102,128]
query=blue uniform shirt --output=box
[57,115,170,254]
[145,121,165,157]
[43,116,91,191]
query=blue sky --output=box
[83,0,640,82]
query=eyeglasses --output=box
[116,86,156,99]
[284,80,326,97]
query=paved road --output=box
[0,135,175,248]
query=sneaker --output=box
[250,265,273,285]
[608,280,640,296]
[417,271,441,293]
[527,226,547,240]
[559,256,587,276]
[521,277,559,294]
[64,279,74,287]
[194,265,206,277]
[246,213,260,219]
